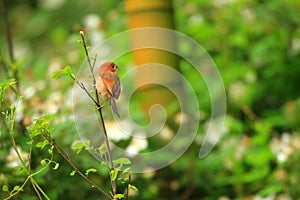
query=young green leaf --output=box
[97,145,106,156]
[85,168,98,176]
[70,170,76,176]
[53,162,59,170]
[63,66,75,80]
[35,140,49,149]
[12,185,23,192]
[121,167,130,175]
[0,79,17,102]
[52,66,75,80]
[114,194,125,199]
[2,185,8,192]
[48,148,53,155]
[51,70,64,80]
[27,115,55,138]
[40,159,49,167]
[83,140,91,149]
[111,169,119,181]
[71,141,85,154]
[128,184,138,191]
[113,158,131,165]
[113,158,131,169]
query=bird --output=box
[96,62,121,117]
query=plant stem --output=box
[0,106,49,200]
[79,31,117,198]
[42,133,113,200]
[0,0,20,92]
[126,175,131,200]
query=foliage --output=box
[1,0,300,200]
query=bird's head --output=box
[98,62,118,76]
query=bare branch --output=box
[79,30,117,198]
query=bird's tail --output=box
[110,98,120,118]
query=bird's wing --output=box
[112,77,121,100]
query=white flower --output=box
[291,38,300,54]
[270,133,293,163]
[174,112,188,124]
[84,14,101,30]
[24,86,36,99]
[228,81,246,102]
[160,126,174,140]
[44,91,63,114]
[7,146,29,167]
[125,136,148,157]
[106,120,131,142]
[39,0,65,10]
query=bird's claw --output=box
[97,105,104,110]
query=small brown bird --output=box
[96,62,121,117]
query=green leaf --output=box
[40,159,48,167]
[128,184,138,191]
[35,140,49,149]
[51,70,64,80]
[71,141,85,154]
[2,185,8,192]
[53,162,59,170]
[97,145,106,156]
[113,158,131,166]
[17,166,27,175]
[83,140,91,149]
[27,115,55,139]
[12,185,23,192]
[0,79,17,102]
[71,140,90,154]
[52,66,75,80]
[111,169,119,181]
[48,148,53,155]
[70,170,76,176]
[114,194,125,199]
[85,168,98,176]
[121,167,130,175]
[26,140,33,145]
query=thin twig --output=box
[0,0,20,92]
[76,81,99,107]
[42,133,113,200]
[91,54,98,73]
[126,175,131,200]
[28,145,43,200]
[0,0,14,63]
[237,103,259,121]
[0,54,10,74]
[79,31,117,197]
[79,32,101,106]
[91,54,101,104]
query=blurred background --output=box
[1,0,300,199]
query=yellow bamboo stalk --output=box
[125,0,181,114]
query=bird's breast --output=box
[96,78,112,100]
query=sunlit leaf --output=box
[2,185,8,192]
[128,184,138,191]
[111,169,119,181]
[40,159,48,167]
[114,193,125,199]
[70,170,76,176]
[85,168,98,176]
[113,158,131,167]
[53,162,59,170]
